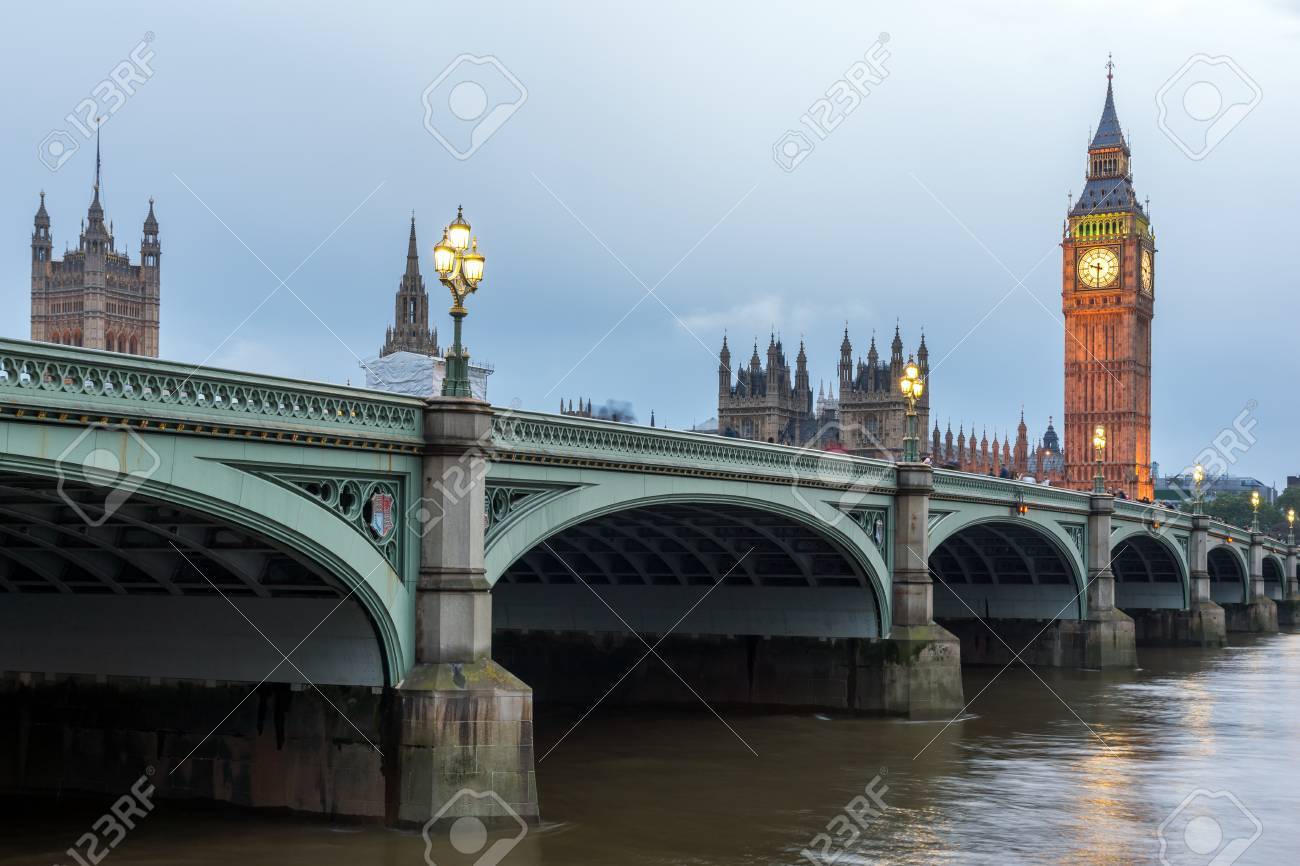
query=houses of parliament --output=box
[29,144,160,357]
[717,60,1154,498]
[716,327,1066,480]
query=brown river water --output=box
[2,633,1297,865]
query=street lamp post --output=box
[898,356,924,463]
[1288,507,1295,545]
[1092,424,1107,494]
[432,205,486,398]
[1192,463,1204,515]
[1250,490,1261,533]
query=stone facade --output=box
[29,152,160,357]
[836,327,930,459]
[1061,64,1155,499]
[930,413,1066,481]
[716,334,814,445]
[716,326,928,460]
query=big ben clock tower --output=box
[1062,59,1155,500]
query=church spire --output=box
[405,214,420,277]
[380,213,437,357]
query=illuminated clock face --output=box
[1141,249,1153,292]
[1078,247,1120,288]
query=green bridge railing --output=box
[0,338,424,445]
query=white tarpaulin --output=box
[360,351,491,401]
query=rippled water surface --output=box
[3,634,1297,865]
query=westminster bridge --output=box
[0,337,1296,824]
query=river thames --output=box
[3,633,1296,865]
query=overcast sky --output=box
[3,0,1297,486]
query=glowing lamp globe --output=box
[447,207,471,251]
[461,239,485,285]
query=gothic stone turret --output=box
[717,334,812,444]
[381,216,439,357]
[29,142,160,356]
[717,325,928,459]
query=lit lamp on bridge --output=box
[1092,424,1106,493]
[1288,508,1296,545]
[898,356,924,463]
[432,205,486,397]
[1250,490,1261,533]
[1192,463,1205,515]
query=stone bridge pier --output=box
[397,397,537,827]
[1281,542,1300,626]
[873,464,963,718]
[1077,493,1138,667]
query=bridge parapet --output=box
[0,338,423,446]
[931,471,1092,512]
[491,409,897,490]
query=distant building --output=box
[716,326,928,460]
[560,399,592,418]
[29,143,160,356]
[1154,473,1276,505]
[929,413,1065,482]
[689,417,719,434]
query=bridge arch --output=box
[0,439,412,687]
[484,472,891,638]
[1264,554,1286,600]
[928,513,1087,621]
[1111,533,1189,610]
[1207,543,1248,604]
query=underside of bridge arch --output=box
[495,502,881,637]
[1109,535,1221,647]
[0,470,387,686]
[491,501,888,710]
[1112,536,1186,611]
[1264,556,1284,600]
[1208,546,1246,604]
[0,467,404,820]
[927,520,1111,667]
[929,521,1081,621]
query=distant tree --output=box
[1205,491,1281,534]
[592,399,637,424]
[1275,486,1300,537]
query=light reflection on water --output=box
[1,634,1296,865]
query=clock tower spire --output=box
[1061,58,1156,500]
